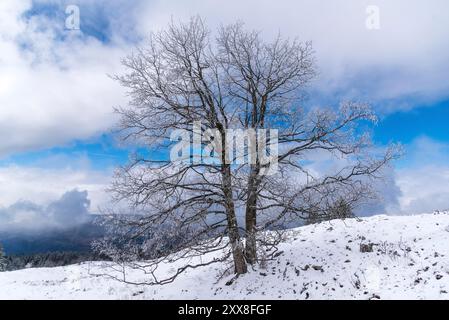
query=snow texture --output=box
[1,213,449,300]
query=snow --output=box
[1,212,449,300]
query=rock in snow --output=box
[1,213,449,300]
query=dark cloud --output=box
[356,167,403,216]
[0,189,91,232]
[47,190,90,225]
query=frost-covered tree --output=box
[0,243,7,272]
[307,197,354,225]
[95,17,400,284]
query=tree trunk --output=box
[245,196,257,264]
[222,164,247,274]
[245,168,258,264]
[228,223,247,274]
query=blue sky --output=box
[1,0,449,221]
[375,101,449,146]
[1,95,448,172]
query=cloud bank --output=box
[0,189,91,232]
[137,0,449,111]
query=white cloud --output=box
[280,136,449,216]
[397,166,449,214]
[395,137,449,214]
[136,0,449,110]
[0,164,110,210]
[0,0,128,157]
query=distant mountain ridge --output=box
[0,219,105,255]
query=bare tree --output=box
[95,17,400,283]
[214,23,399,264]
[306,197,354,225]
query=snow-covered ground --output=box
[1,213,449,300]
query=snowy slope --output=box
[1,212,449,300]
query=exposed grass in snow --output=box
[1,212,449,300]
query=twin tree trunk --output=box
[220,129,247,274]
[222,137,259,273]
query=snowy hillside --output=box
[1,213,449,300]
